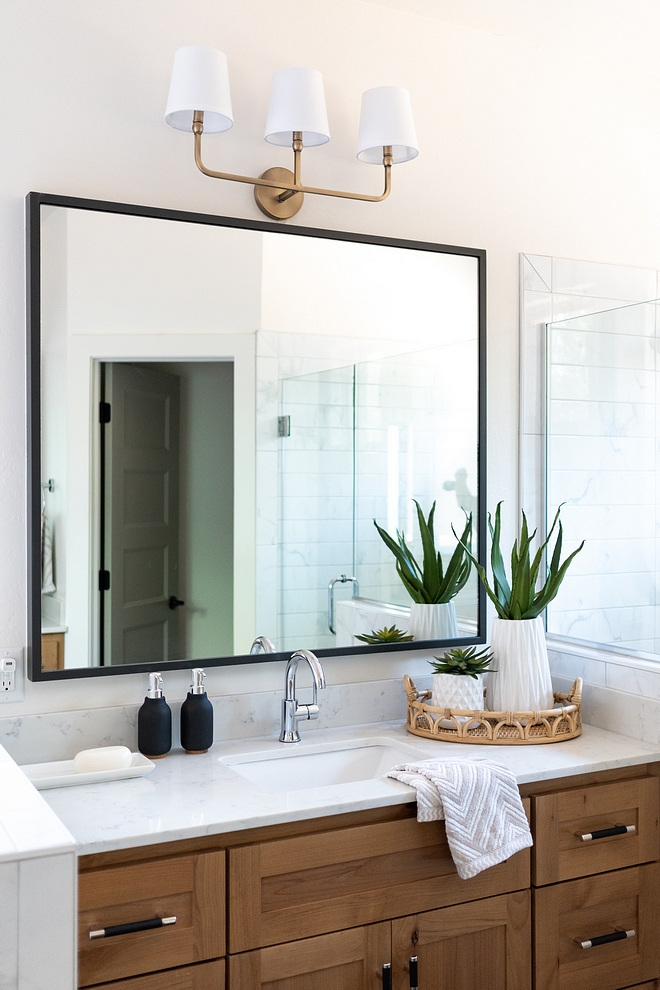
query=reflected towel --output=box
[41,506,56,593]
[387,757,532,879]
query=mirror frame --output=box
[26,191,487,680]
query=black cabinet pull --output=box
[168,596,185,610]
[382,963,392,990]
[89,916,176,940]
[409,955,418,990]
[578,824,635,842]
[578,928,635,949]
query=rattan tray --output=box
[404,674,582,745]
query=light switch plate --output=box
[0,648,24,703]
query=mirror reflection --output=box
[38,202,481,671]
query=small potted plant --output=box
[355,625,414,645]
[429,646,494,710]
[374,502,472,641]
[460,503,584,711]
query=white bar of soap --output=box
[73,746,133,773]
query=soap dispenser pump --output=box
[180,668,214,754]
[138,672,172,759]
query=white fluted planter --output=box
[431,673,485,711]
[409,601,458,640]
[488,616,553,712]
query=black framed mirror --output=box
[27,192,486,680]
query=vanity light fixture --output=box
[164,46,419,219]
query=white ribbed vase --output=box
[488,616,554,712]
[409,602,458,640]
[432,673,484,711]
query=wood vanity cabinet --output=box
[77,763,660,990]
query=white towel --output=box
[41,507,56,594]
[387,758,532,879]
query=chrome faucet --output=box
[279,650,326,743]
[249,635,276,655]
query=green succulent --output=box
[429,645,495,679]
[374,501,472,604]
[355,625,414,645]
[460,502,584,620]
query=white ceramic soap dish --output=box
[22,753,155,789]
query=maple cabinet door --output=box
[228,923,390,990]
[391,891,531,990]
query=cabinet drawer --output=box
[229,923,390,989]
[78,852,225,986]
[533,777,659,885]
[85,959,225,990]
[228,810,530,952]
[534,863,660,990]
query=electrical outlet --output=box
[0,648,24,703]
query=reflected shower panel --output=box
[547,298,660,657]
[277,342,479,650]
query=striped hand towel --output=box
[41,506,56,594]
[387,757,532,879]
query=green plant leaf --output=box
[488,503,512,606]
[414,500,441,601]
[375,503,472,604]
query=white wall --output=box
[3,0,660,714]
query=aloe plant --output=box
[374,501,472,604]
[429,645,495,679]
[461,502,584,620]
[355,625,414,645]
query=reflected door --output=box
[102,363,182,665]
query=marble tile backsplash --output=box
[0,674,431,766]
[550,645,660,745]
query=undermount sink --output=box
[219,737,424,793]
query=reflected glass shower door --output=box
[278,365,356,651]
[278,338,479,650]
[354,343,478,630]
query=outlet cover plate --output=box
[0,648,24,703]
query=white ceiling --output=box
[362,0,660,72]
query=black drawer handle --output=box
[578,824,636,842]
[578,928,635,949]
[382,963,392,990]
[409,955,418,990]
[89,916,176,940]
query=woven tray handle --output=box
[555,677,583,706]
[403,674,418,702]
[403,674,432,703]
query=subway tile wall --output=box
[520,254,660,659]
[256,330,479,652]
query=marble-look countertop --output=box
[40,720,660,856]
[0,744,75,862]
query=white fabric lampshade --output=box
[264,67,330,147]
[357,86,418,164]
[165,46,233,133]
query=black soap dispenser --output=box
[180,668,214,754]
[138,672,172,759]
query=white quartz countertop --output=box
[38,721,660,857]
[0,744,76,862]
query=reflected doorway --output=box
[98,360,234,666]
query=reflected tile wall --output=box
[521,253,660,659]
[257,329,479,651]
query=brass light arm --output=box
[192,111,392,218]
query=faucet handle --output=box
[297,703,320,721]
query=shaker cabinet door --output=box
[534,863,660,990]
[78,852,225,986]
[228,923,390,990]
[391,890,531,990]
[228,813,529,952]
